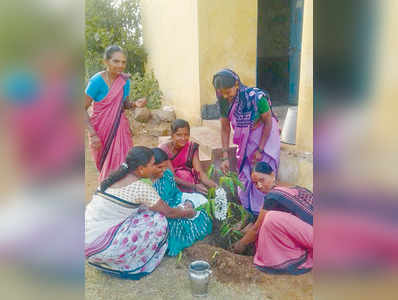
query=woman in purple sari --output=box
[85,45,147,182]
[213,69,280,216]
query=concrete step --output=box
[190,125,238,172]
[190,125,235,157]
[202,119,221,131]
[189,126,221,158]
[201,120,235,142]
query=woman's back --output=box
[85,180,160,243]
[153,168,182,207]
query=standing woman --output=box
[213,69,280,216]
[85,45,147,182]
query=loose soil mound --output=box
[183,242,313,296]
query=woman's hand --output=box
[184,207,196,218]
[220,159,230,174]
[232,240,246,254]
[252,150,263,164]
[194,183,208,195]
[90,134,102,150]
[135,97,147,108]
[208,180,218,189]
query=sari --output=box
[253,185,313,274]
[153,169,212,256]
[254,211,313,275]
[263,185,313,225]
[159,141,200,192]
[216,69,280,215]
[85,180,168,279]
[88,73,133,182]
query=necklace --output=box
[105,70,114,88]
[170,141,176,154]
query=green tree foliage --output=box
[85,0,146,78]
[85,0,163,108]
[130,71,162,109]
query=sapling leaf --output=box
[238,205,248,224]
[232,230,244,238]
[205,202,213,220]
[221,225,232,237]
[207,164,215,179]
[230,173,245,190]
[209,199,215,218]
[219,176,226,188]
[226,177,235,195]
[195,204,206,211]
[211,251,219,260]
[227,202,233,219]
[220,223,228,235]
[207,187,215,199]
[176,251,183,264]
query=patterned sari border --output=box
[255,252,312,275]
[95,190,141,209]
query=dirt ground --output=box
[85,121,313,300]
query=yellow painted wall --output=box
[295,0,313,152]
[140,0,202,125]
[197,0,257,106]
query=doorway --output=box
[257,0,304,106]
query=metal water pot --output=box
[280,106,298,145]
[188,260,212,297]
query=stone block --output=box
[134,107,152,123]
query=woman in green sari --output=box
[151,148,212,256]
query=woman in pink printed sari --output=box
[85,147,196,279]
[232,162,313,275]
[213,69,280,216]
[85,45,146,182]
[160,119,217,194]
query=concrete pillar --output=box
[295,0,313,152]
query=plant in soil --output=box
[196,164,254,255]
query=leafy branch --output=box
[197,164,250,247]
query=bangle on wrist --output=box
[257,147,264,154]
[222,147,228,153]
[221,157,228,161]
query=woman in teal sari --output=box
[152,148,212,256]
